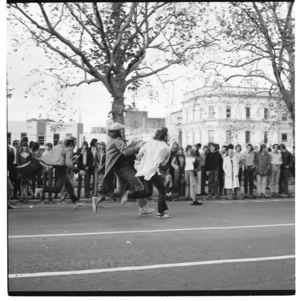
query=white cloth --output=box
[185,156,195,171]
[42,150,49,157]
[223,156,240,189]
[135,139,171,181]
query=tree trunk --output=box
[111,92,126,139]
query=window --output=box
[153,122,156,127]
[199,131,202,144]
[192,110,195,122]
[192,132,195,144]
[208,130,214,142]
[209,106,214,119]
[7,132,11,145]
[282,133,287,143]
[245,131,251,143]
[246,107,251,119]
[264,108,269,119]
[282,112,287,121]
[38,135,45,146]
[264,132,268,144]
[186,111,189,123]
[226,106,231,119]
[199,109,202,120]
[21,132,27,140]
[226,130,231,144]
[53,133,60,146]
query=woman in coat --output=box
[223,148,240,199]
[92,122,148,214]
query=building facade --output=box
[7,118,83,148]
[124,111,165,142]
[166,86,293,149]
[165,110,183,146]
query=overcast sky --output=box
[4,2,296,134]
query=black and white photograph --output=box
[5,1,296,296]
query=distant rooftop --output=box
[183,85,280,101]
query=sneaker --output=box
[200,192,208,196]
[157,213,172,219]
[8,203,17,209]
[139,206,155,216]
[190,200,203,206]
[34,188,43,198]
[73,201,83,209]
[121,190,130,206]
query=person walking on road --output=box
[254,144,270,199]
[92,122,149,214]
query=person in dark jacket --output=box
[279,143,293,196]
[88,138,98,195]
[171,147,185,196]
[7,146,17,209]
[9,140,21,199]
[75,141,94,198]
[17,142,32,203]
[205,143,223,199]
[200,145,209,196]
[92,122,146,214]
[254,144,270,198]
[31,142,43,200]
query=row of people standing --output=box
[163,142,294,200]
[8,136,107,204]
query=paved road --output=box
[8,198,295,294]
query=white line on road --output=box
[9,223,295,239]
[9,255,295,279]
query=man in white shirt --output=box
[9,140,20,199]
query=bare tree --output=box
[8,2,216,130]
[201,2,295,140]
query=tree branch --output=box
[67,78,100,87]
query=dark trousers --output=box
[173,168,184,196]
[98,165,144,196]
[129,173,168,214]
[31,174,42,193]
[87,167,95,195]
[208,170,219,196]
[279,168,290,194]
[201,167,207,194]
[219,169,224,194]
[42,170,53,199]
[9,164,20,197]
[43,165,78,203]
[78,170,90,197]
[244,168,255,194]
